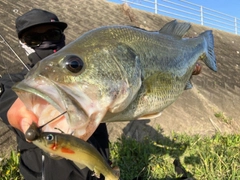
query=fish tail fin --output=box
[199,30,217,72]
[105,165,120,180]
[112,165,121,179]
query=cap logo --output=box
[51,19,56,22]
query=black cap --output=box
[16,8,68,38]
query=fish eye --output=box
[64,55,84,73]
[45,134,54,141]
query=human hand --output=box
[192,62,202,75]
[7,98,38,134]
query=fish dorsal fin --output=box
[159,20,191,38]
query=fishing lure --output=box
[24,111,67,141]
[24,112,120,180]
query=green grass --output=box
[214,112,232,124]
[0,151,23,180]
[1,133,239,180]
[110,133,240,180]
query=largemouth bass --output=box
[13,20,217,140]
[32,130,120,180]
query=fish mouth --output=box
[12,75,90,140]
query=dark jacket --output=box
[0,67,109,180]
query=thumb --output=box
[7,98,38,134]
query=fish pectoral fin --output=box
[75,162,87,170]
[138,111,162,120]
[159,19,191,39]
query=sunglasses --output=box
[21,29,63,47]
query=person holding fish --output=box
[0,9,110,180]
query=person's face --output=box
[21,25,63,47]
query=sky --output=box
[108,0,240,34]
[182,0,240,18]
[109,0,240,18]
